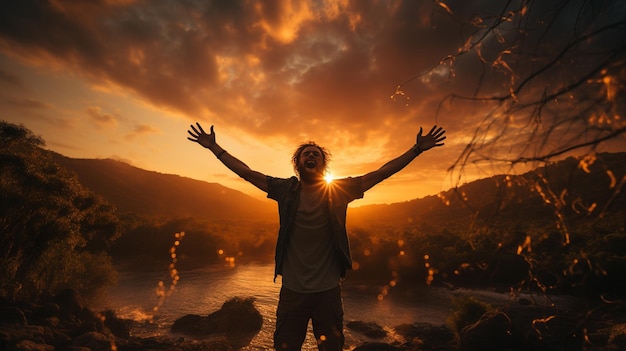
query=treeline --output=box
[108,215,277,271]
[1,121,120,302]
[347,219,626,299]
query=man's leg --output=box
[274,287,311,351]
[311,286,344,351]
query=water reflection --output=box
[101,264,452,349]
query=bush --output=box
[0,121,120,301]
[447,295,492,334]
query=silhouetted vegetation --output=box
[3,120,625,306]
[0,121,120,302]
[447,295,492,334]
[345,152,626,301]
[109,214,276,271]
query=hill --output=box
[54,151,625,233]
[348,152,626,232]
[53,154,275,222]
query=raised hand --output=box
[416,125,446,151]
[187,123,216,149]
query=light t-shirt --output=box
[280,188,341,292]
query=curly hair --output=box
[291,142,331,177]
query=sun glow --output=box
[324,173,334,183]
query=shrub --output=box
[447,295,492,334]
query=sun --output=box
[324,173,334,184]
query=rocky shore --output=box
[2,288,625,351]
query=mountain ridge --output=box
[52,154,275,222]
[53,152,626,231]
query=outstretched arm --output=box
[187,123,268,192]
[360,126,446,192]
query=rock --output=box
[76,307,105,335]
[0,306,27,326]
[353,342,401,351]
[42,316,60,328]
[171,297,262,351]
[48,328,72,345]
[216,296,263,334]
[63,347,91,351]
[458,311,513,351]
[171,296,262,337]
[101,310,131,338]
[608,323,626,350]
[14,339,54,351]
[0,325,47,344]
[53,289,83,321]
[394,322,456,350]
[35,303,61,320]
[171,314,207,335]
[346,321,387,338]
[71,331,113,351]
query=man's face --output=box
[297,145,325,181]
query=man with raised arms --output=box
[187,123,446,351]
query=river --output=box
[96,263,543,350]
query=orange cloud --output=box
[86,106,119,129]
[125,124,160,140]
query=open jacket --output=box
[266,176,364,281]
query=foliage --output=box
[110,214,276,271]
[447,295,492,334]
[346,153,626,299]
[390,1,626,301]
[397,0,626,174]
[0,121,120,301]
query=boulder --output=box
[171,314,207,335]
[53,289,83,321]
[171,296,262,337]
[71,331,113,351]
[352,342,401,351]
[346,321,387,338]
[101,310,131,338]
[608,323,626,350]
[76,307,105,335]
[14,339,54,351]
[394,322,456,350]
[0,307,27,326]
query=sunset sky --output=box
[1,0,625,206]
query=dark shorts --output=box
[274,285,344,351]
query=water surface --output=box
[98,263,528,350]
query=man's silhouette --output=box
[187,123,446,350]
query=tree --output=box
[397,0,625,174]
[395,0,626,296]
[0,121,120,301]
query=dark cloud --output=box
[0,1,450,138]
[1,0,624,165]
[0,68,25,89]
[1,96,52,110]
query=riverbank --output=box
[2,287,626,351]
